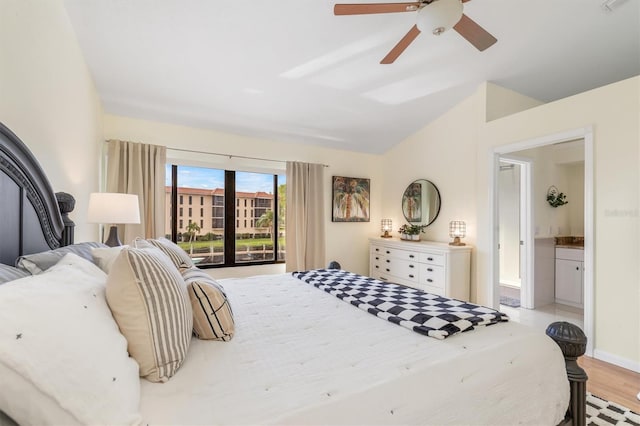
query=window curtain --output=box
[106,140,166,244]
[285,161,326,272]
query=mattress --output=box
[140,273,569,425]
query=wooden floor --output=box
[579,355,640,412]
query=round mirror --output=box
[401,179,441,226]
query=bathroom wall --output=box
[498,163,521,287]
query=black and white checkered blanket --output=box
[293,269,509,340]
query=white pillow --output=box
[0,253,141,425]
[92,245,128,273]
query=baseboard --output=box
[593,349,640,373]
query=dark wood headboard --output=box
[0,122,74,265]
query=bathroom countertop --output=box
[555,236,584,249]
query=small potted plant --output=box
[399,224,426,241]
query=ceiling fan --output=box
[334,0,497,64]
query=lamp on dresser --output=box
[449,220,466,246]
[87,193,140,247]
[381,219,393,238]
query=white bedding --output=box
[140,273,569,425]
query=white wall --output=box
[479,77,639,368]
[387,77,638,368]
[0,0,103,242]
[103,114,383,276]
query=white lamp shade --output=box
[449,220,466,238]
[87,193,141,224]
[416,0,463,35]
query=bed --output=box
[0,122,588,425]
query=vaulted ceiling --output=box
[64,0,640,154]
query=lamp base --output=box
[381,231,392,238]
[449,236,466,246]
[104,225,122,247]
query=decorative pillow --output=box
[0,253,141,425]
[15,242,107,274]
[136,237,194,270]
[91,245,128,274]
[182,268,235,341]
[106,247,193,383]
[0,264,29,285]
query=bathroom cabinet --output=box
[555,248,584,308]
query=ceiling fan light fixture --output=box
[416,0,463,36]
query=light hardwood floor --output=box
[579,355,640,412]
[500,303,639,412]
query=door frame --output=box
[490,126,594,356]
[498,156,534,309]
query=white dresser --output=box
[369,238,472,301]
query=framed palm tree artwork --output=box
[332,176,370,222]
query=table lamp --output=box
[88,193,140,247]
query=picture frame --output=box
[402,181,422,223]
[332,176,370,222]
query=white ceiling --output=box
[63,0,640,154]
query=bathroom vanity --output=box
[554,240,584,308]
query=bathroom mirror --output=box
[401,179,441,226]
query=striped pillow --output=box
[182,268,235,341]
[106,248,193,383]
[140,238,194,271]
[0,264,29,284]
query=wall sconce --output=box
[381,219,393,238]
[449,220,466,246]
[88,193,141,246]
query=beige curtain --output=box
[106,140,166,244]
[285,161,326,272]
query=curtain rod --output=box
[106,140,329,167]
[166,146,330,168]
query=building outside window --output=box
[165,165,285,267]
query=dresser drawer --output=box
[419,252,445,266]
[379,258,419,283]
[419,264,445,288]
[375,246,420,262]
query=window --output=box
[179,207,183,216]
[166,165,285,267]
[179,195,183,204]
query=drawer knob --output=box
[409,274,414,278]
[409,254,415,258]
[386,250,390,254]
[427,268,433,272]
[427,278,433,283]
[375,256,379,260]
[386,259,390,263]
[409,264,415,268]
[427,257,434,261]
[375,248,379,252]
[386,268,390,272]
[576,267,579,270]
[375,266,379,269]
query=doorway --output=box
[497,157,531,309]
[491,127,594,356]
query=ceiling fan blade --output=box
[453,14,497,51]
[381,24,421,64]
[334,2,421,15]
